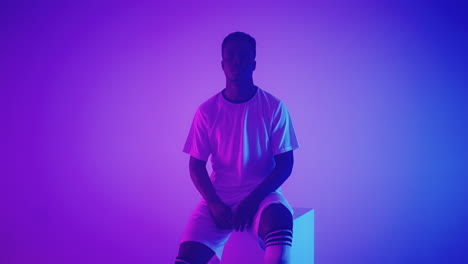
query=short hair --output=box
[222,32,256,59]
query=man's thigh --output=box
[179,200,232,260]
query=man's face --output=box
[221,40,256,81]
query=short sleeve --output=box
[270,101,299,155]
[183,107,211,161]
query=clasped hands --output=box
[208,195,261,232]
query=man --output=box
[176,32,299,264]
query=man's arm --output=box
[189,156,233,229]
[248,150,294,201]
[189,156,220,203]
[232,150,294,231]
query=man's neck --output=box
[224,78,256,102]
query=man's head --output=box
[221,32,256,82]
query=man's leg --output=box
[175,241,215,264]
[258,203,293,264]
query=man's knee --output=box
[258,203,293,248]
[175,241,214,264]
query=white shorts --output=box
[179,190,293,260]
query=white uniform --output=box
[181,87,299,260]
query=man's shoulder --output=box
[259,88,281,102]
[197,91,222,113]
[257,88,283,109]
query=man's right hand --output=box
[207,200,233,230]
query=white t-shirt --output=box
[183,87,299,203]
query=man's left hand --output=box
[233,195,262,232]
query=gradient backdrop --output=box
[3,0,467,263]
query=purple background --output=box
[3,1,467,263]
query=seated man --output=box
[176,32,299,264]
